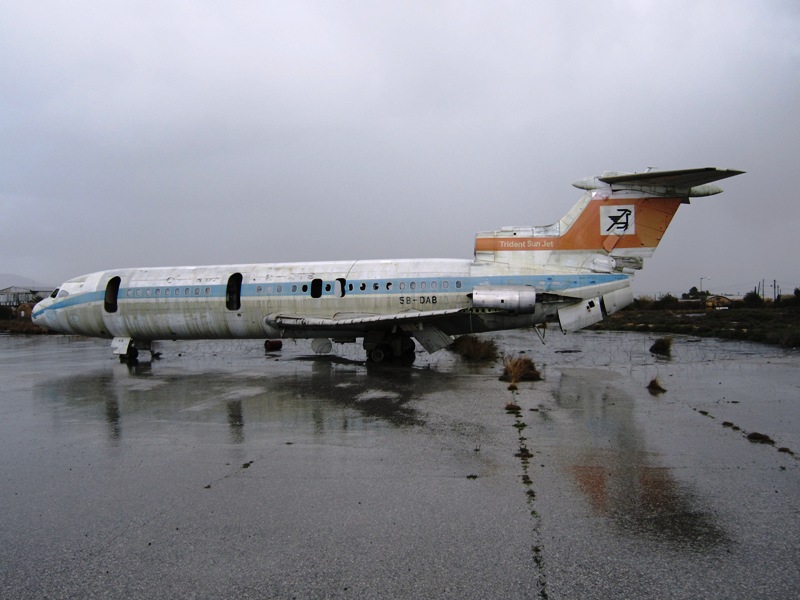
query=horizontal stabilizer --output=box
[599,167,744,187]
[574,167,744,197]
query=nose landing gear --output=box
[111,337,158,364]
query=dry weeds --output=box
[449,335,499,362]
[499,354,541,384]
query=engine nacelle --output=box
[471,285,537,314]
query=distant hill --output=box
[0,274,53,290]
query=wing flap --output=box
[272,308,466,329]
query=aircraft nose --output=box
[31,299,50,327]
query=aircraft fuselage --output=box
[33,257,627,343]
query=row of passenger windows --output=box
[123,280,463,298]
[255,280,463,294]
[126,287,211,298]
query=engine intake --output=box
[471,285,537,314]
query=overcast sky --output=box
[2,0,798,296]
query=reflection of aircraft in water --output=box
[31,356,435,445]
[554,370,728,549]
[32,168,742,363]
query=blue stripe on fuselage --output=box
[35,273,628,315]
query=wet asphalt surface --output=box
[1,331,798,599]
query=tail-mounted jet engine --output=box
[470,285,537,314]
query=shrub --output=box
[652,294,680,310]
[631,296,654,310]
[449,335,498,362]
[743,291,764,307]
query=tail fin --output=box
[475,167,743,272]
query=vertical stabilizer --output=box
[474,168,743,273]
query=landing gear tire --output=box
[368,343,396,363]
[369,346,388,363]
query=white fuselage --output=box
[32,256,629,344]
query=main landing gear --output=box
[364,335,416,364]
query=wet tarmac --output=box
[1,331,798,599]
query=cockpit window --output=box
[50,289,59,298]
[57,289,70,298]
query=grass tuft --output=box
[649,336,673,356]
[746,431,775,445]
[500,354,541,384]
[646,377,667,394]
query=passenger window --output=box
[373,282,379,291]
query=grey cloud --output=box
[1,0,797,295]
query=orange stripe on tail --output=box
[474,197,683,254]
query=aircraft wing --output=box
[272,307,465,328]
[270,308,468,352]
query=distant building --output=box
[0,287,45,307]
[705,295,733,310]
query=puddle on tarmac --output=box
[2,331,798,599]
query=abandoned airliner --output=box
[32,167,743,363]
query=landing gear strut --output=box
[119,345,139,364]
[112,337,158,364]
